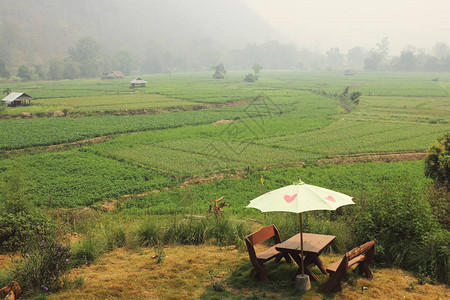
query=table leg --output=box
[290,253,320,282]
[313,255,329,275]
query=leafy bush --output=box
[350,91,361,103]
[9,238,71,295]
[425,133,450,185]
[243,73,256,82]
[352,179,449,283]
[403,230,450,284]
[0,170,53,253]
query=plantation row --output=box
[0,103,286,150]
[1,94,200,116]
[123,160,429,215]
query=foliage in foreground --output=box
[425,133,450,185]
[7,239,71,295]
[0,171,53,253]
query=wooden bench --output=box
[321,240,376,293]
[245,225,291,283]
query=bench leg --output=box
[250,264,269,283]
[358,262,373,279]
[320,273,343,293]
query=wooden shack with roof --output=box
[1,92,33,106]
[130,77,147,88]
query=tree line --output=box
[1,37,450,81]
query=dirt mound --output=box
[320,151,427,165]
[212,119,234,125]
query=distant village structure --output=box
[105,71,124,79]
[344,70,355,76]
[130,77,147,88]
[212,71,224,79]
[1,92,33,106]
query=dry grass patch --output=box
[48,245,449,299]
[49,245,246,299]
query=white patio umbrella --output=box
[246,179,355,276]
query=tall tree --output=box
[69,37,101,78]
[0,60,10,78]
[17,65,33,81]
[212,63,227,75]
[377,37,390,56]
[252,63,262,79]
[326,47,344,69]
[397,50,417,71]
[432,42,450,59]
[364,50,384,71]
[113,51,135,75]
[347,47,365,69]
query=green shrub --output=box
[425,133,450,185]
[402,230,450,284]
[0,170,53,253]
[352,180,447,283]
[9,238,71,295]
[243,73,256,82]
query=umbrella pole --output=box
[300,213,304,276]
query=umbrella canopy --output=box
[247,180,354,213]
[247,179,354,276]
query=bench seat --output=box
[326,254,365,274]
[256,244,282,262]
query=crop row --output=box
[0,149,175,207]
[123,160,430,215]
[0,105,282,150]
[2,94,200,116]
[259,119,449,154]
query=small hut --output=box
[1,92,33,106]
[212,71,224,79]
[106,71,124,79]
[130,77,147,88]
[344,69,355,76]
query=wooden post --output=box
[300,213,304,275]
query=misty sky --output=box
[242,0,450,55]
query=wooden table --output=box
[276,233,336,281]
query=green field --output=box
[1,71,449,204]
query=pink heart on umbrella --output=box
[325,195,336,202]
[284,194,297,203]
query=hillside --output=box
[0,0,281,67]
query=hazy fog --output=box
[1,0,450,76]
[242,0,450,55]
